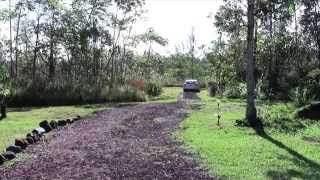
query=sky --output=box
[134,0,223,56]
[0,0,224,56]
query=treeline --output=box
[0,0,165,106]
[206,0,320,105]
[1,0,319,107]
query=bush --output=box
[223,83,247,99]
[223,87,241,99]
[105,85,146,102]
[199,80,207,89]
[9,82,87,106]
[289,87,315,107]
[9,82,147,107]
[257,105,305,133]
[223,88,241,99]
[238,83,247,97]
[128,79,146,91]
[146,81,162,96]
[208,81,217,97]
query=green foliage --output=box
[0,65,10,98]
[208,81,218,97]
[289,87,315,107]
[138,27,168,47]
[179,91,320,179]
[10,82,146,106]
[258,104,305,133]
[223,88,241,99]
[223,83,246,99]
[145,81,162,96]
[105,85,146,102]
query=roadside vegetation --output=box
[179,90,320,179]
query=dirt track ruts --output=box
[0,102,214,180]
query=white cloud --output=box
[134,0,223,56]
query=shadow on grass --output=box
[76,104,109,109]
[254,126,320,179]
[76,102,140,109]
[266,155,320,179]
[149,95,175,101]
[7,107,44,113]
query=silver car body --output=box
[183,80,200,92]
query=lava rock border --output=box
[0,115,81,165]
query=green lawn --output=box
[178,90,320,179]
[0,104,108,151]
[148,87,182,102]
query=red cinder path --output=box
[1,103,214,180]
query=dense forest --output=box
[0,0,319,111]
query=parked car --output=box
[183,79,200,92]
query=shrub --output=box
[289,87,315,107]
[199,80,207,89]
[105,85,146,102]
[9,82,146,107]
[257,105,305,133]
[223,83,247,99]
[223,87,241,99]
[208,81,217,97]
[146,81,162,96]
[238,83,247,97]
[128,79,146,91]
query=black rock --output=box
[32,132,41,142]
[66,118,73,124]
[50,120,58,129]
[26,136,34,144]
[6,145,22,154]
[73,115,81,121]
[0,154,6,165]
[15,139,28,149]
[57,120,67,126]
[39,120,52,132]
[2,151,15,160]
[33,127,46,136]
[27,133,36,142]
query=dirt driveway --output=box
[1,102,214,180]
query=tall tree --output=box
[301,0,320,67]
[246,0,257,125]
[9,0,13,78]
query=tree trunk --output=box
[0,97,6,119]
[9,0,13,78]
[48,14,55,81]
[32,16,40,83]
[246,0,257,126]
[268,6,274,98]
[15,6,22,79]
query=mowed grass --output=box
[0,104,107,151]
[178,90,320,179]
[148,87,182,102]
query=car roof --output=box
[185,79,198,82]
